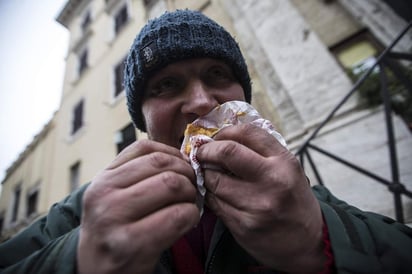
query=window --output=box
[78,49,89,76]
[330,30,382,76]
[114,57,126,97]
[114,4,129,35]
[70,162,81,192]
[116,123,136,153]
[144,0,156,9]
[336,41,378,75]
[81,10,92,33]
[26,190,38,217]
[11,187,21,222]
[72,100,84,135]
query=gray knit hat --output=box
[124,9,252,132]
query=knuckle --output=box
[133,138,152,149]
[148,152,172,169]
[168,204,199,233]
[121,139,149,155]
[130,139,156,156]
[159,171,183,192]
[237,197,280,235]
[287,154,301,169]
[159,171,196,198]
[83,181,105,208]
[204,170,221,194]
[238,216,264,236]
[237,124,262,140]
[257,196,278,216]
[137,139,152,147]
[241,123,259,134]
[98,228,133,260]
[218,141,238,159]
[82,191,94,210]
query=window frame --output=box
[81,10,92,34]
[78,48,89,76]
[71,99,84,135]
[69,161,81,192]
[113,56,127,99]
[116,123,137,153]
[114,4,129,35]
[26,189,39,218]
[330,29,383,74]
[11,186,21,223]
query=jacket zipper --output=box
[206,252,217,274]
[159,251,173,274]
[205,231,226,274]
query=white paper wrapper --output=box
[180,101,287,214]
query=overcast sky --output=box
[0,0,68,182]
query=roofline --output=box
[56,0,89,28]
[1,113,57,185]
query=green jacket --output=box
[0,184,411,273]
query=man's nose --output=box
[181,80,218,117]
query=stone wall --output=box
[220,0,412,222]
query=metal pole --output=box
[296,21,412,156]
[379,64,404,223]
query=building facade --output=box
[1,0,411,240]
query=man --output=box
[0,9,411,274]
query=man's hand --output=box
[197,124,325,273]
[77,140,200,274]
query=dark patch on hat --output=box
[140,41,159,69]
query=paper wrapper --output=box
[180,101,287,214]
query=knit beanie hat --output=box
[124,9,252,132]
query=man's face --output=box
[142,58,246,148]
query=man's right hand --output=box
[77,140,199,274]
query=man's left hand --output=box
[197,124,326,273]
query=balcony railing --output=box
[296,21,412,223]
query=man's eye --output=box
[206,66,234,84]
[148,78,181,97]
[209,67,226,78]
